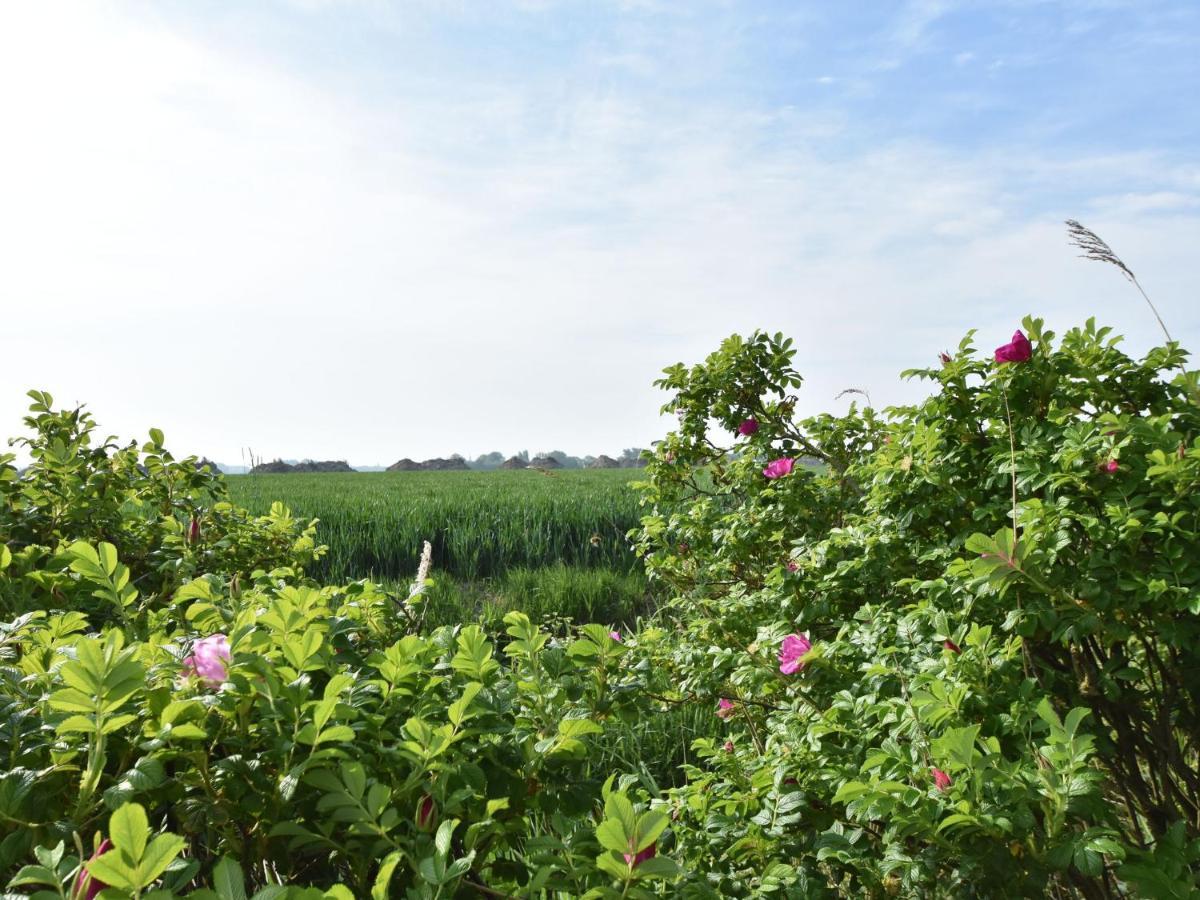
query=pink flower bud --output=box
[624,842,656,867]
[943,639,961,654]
[722,740,734,752]
[609,630,622,643]
[74,839,113,900]
[932,768,952,792]
[1104,459,1119,473]
[938,352,951,366]
[187,516,200,544]
[415,794,437,832]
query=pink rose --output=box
[609,630,622,642]
[778,633,813,674]
[722,740,734,752]
[1104,459,1119,473]
[181,634,230,688]
[716,698,735,719]
[763,458,795,479]
[994,330,1032,363]
[737,419,759,437]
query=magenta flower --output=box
[938,351,952,366]
[943,639,961,654]
[609,630,622,642]
[716,698,736,719]
[181,634,230,688]
[778,633,813,674]
[74,839,112,900]
[737,418,759,437]
[786,559,799,573]
[932,768,952,792]
[1104,459,1119,473]
[624,842,656,867]
[994,330,1033,363]
[763,458,795,479]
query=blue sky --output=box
[2,1,1198,464]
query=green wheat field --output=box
[225,468,657,630]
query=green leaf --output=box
[448,682,483,727]
[595,819,629,855]
[85,851,139,892]
[135,834,187,887]
[110,802,150,862]
[371,850,404,900]
[633,810,669,853]
[435,819,456,858]
[6,864,60,888]
[212,857,248,900]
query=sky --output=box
[2,0,1198,466]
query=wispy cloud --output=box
[0,0,1197,464]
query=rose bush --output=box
[1,394,670,898]
[631,317,1200,897]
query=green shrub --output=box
[0,394,655,898]
[632,318,1200,896]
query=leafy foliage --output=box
[631,319,1200,897]
[3,314,1199,897]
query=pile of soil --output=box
[386,458,423,472]
[588,455,620,469]
[528,456,562,469]
[500,456,528,469]
[421,457,471,471]
[252,459,355,474]
[293,460,354,473]
[388,457,471,471]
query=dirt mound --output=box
[250,459,294,474]
[588,455,620,469]
[387,458,423,472]
[421,457,471,471]
[252,459,354,474]
[500,456,528,469]
[528,456,562,469]
[293,460,354,473]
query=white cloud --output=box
[1,2,1197,466]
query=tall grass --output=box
[226,469,643,582]
[414,563,654,630]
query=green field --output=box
[225,468,656,627]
